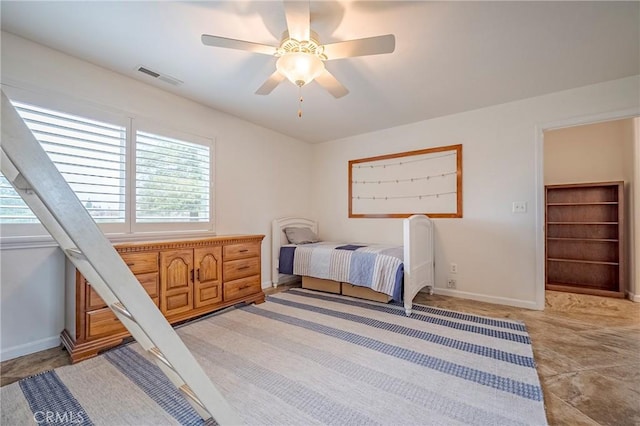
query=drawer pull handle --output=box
[239,285,250,290]
[239,249,249,253]
[126,262,135,267]
[237,266,250,271]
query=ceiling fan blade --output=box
[283,1,310,41]
[323,34,395,60]
[314,69,349,98]
[201,34,276,55]
[255,71,286,95]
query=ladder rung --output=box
[179,384,206,412]
[65,248,86,260]
[149,347,173,369]
[111,302,135,322]
[12,172,32,191]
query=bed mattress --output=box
[279,242,404,301]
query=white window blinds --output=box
[1,102,126,224]
[135,131,210,223]
[0,177,37,223]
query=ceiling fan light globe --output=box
[276,52,325,87]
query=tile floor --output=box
[412,290,640,426]
[2,288,639,425]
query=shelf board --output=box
[547,258,619,266]
[546,237,618,242]
[547,202,618,206]
[546,283,625,298]
[547,222,618,225]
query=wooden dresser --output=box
[61,234,264,362]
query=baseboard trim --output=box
[432,287,540,310]
[627,291,640,302]
[266,276,301,289]
[1,335,61,362]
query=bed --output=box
[271,215,434,315]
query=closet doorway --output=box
[543,118,637,298]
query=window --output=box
[1,102,126,224]
[1,98,214,237]
[135,131,210,223]
[0,177,36,224]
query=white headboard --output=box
[271,217,318,286]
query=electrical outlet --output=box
[450,263,458,274]
[447,278,457,288]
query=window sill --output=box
[0,230,218,251]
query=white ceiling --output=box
[1,1,638,143]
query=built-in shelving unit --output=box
[545,181,625,297]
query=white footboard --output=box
[403,215,434,315]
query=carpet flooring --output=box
[1,289,547,425]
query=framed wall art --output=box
[348,144,462,218]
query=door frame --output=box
[534,107,640,309]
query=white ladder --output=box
[0,91,241,425]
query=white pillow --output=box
[284,227,319,244]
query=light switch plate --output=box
[512,201,527,213]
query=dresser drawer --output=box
[120,252,158,274]
[138,272,159,298]
[224,275,261,301]
[86,307,126,339]
[86,296,159,340]
[86,272,159,310]
[223,242,260,261]
[223,257,260,282]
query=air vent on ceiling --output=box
[136,66,183,86]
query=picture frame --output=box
[348,144,462,218]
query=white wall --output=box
[311,76,640,309]
[0,32,313,360]
[0,247,66,360]
[544,119,632,184]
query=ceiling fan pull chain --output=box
[298,84,303,118]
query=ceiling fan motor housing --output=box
[276,30,327,61]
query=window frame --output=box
[131,119,215,234]
[0,85,216,243]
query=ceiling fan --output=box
[201,1,395,100]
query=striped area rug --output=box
[1,289,547,425]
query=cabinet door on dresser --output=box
[160,249,194,317]
[194,246,223,308]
